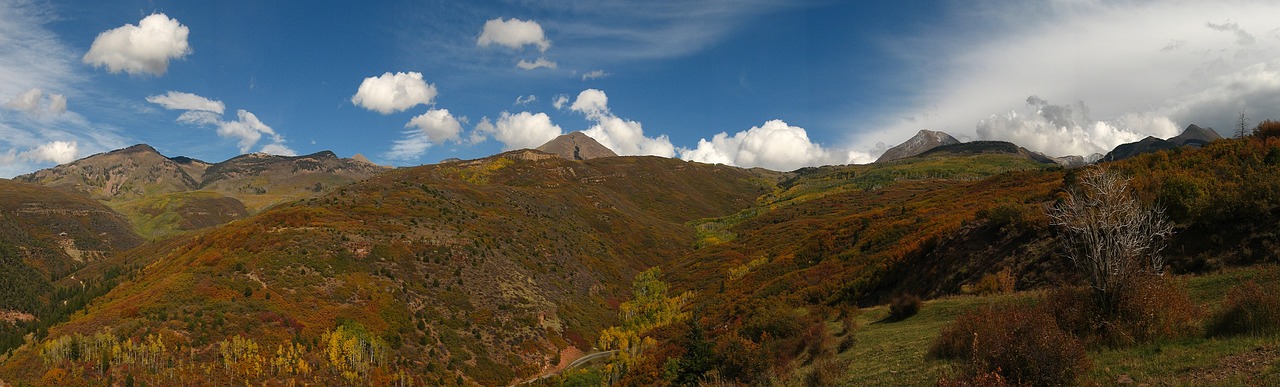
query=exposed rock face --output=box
[535,132,618,161]
[876,130,961,163]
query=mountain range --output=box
[15,144,387,238]
[1,124,1261,385]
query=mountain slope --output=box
[17,145,388,238]
[876,130,961,163]
[0,179,142,354]
[0,152,767,385]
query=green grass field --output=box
[784,265,1280,386]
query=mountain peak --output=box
[1170,124,1223,147]
[535,131,618,161]
[876,130,961,163]
[116,143,160,155]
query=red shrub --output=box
[930,305,1088,387]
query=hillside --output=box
[0,179,142,355]
[17,145,388,238]
[0,151,768,385]
[589,135,1280,384]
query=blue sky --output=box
[3,0,1280,177]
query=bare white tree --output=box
[1048,168,1173,307]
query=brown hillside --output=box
[0,153,766,385]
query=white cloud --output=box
[21,140,78,164]
[569,89,609,118]
[213,110,295,154]
[4,88,66,116]
[475,111,562,150]
[679,120,849,171]
[82,13,191,76]
[47,93,66,114]
[569,89,674,157]
[259,142,297,156]
[868,1,1280,158]
[477,18,551,52]
[386,108,463,161]
[146,91,224,113]
[351,72,438,114]
[552,94,569,110]
[514,95,537,106]
[0,2,129,177]
[976,97,1178,157]
[516,57,557,70]
[582,70,609,81]
[4,88,41,112]
[176,110,221,126]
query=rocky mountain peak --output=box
[536,132,618,161]
[875,130,961,163]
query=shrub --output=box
[1046,277,1199,347]
[972,267,1017,295]
[929,305,1088,387]
[888,294,921,321]
[1207,280,1280,337]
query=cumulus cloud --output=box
[474,111,562,150]
[386,108,464,160]
[869,1,1280,158]
[552,94,569,110]
[582,70,609,81]
[516,57,557,70]
[22,140,78,164]
[569,89,674,157]
[679,120,850,171]
[477,18,551,52]
[351,72,438,114]
[82,13,191,76]
[146,91,224,113]
[3,88,66,115]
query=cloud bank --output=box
[868,0,1280,158]
[679,119,853,171]
[351,72,438,114]
[82,13,191,76]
